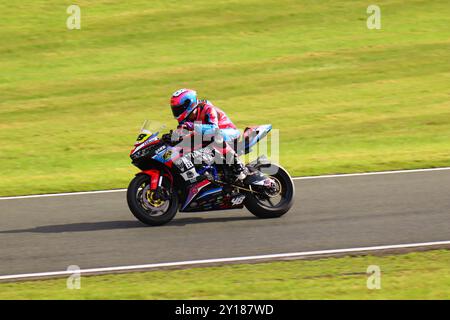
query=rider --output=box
[170,88,248,180]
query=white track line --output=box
[293,167,450,180]
[1,240,449,281]
[1,167,449,200]
[0,189,127,200]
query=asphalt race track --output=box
[1,169,449,277]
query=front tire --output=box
[127,174,178,226]
[244,164,295,218]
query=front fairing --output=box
[130,120,162,159]
[133,120,159,146]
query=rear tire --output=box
[244,164,295,218]
[127,174,178,226]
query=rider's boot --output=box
[233,156,250,181]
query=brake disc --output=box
[141,185,169,211]
[264,176,282,198]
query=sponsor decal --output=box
[156,145,166,153]
[182,157,194,170]
[174,157,194,172]
[163,150,172,160]
[174,159,185,172]
[180,168,199,181]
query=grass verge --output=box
[0,250,449,299]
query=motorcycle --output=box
[127,120,295,226]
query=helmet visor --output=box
[171,99,192,118]
[171,104,186,118]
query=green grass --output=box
[1,0,449,196]
[1,250,449,299]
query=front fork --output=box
[141,169,161,190]
[140,169,172,200]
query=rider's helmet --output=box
[170,88,198,123]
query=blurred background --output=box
[1,0,449,196]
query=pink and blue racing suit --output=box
[186,100,240,142]
[178,100,241,165]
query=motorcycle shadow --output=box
[169,215,256,227]
[0,216,257,234]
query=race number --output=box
[172,89,187,97]
[231,195,245,206]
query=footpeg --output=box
[204,171,215,181]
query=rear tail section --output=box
[239,124,272,155]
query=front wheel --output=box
[127,174,178,226]
[244,164,295,219]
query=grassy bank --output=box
[1,0,449,196]
[0,250,448,299]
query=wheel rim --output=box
[136,182,170,217]
[254,175,289,209]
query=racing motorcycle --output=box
[127,120,295,226]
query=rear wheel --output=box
[127,174,178,226]
[244,164,295,218]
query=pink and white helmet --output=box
[170,88,198,123]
